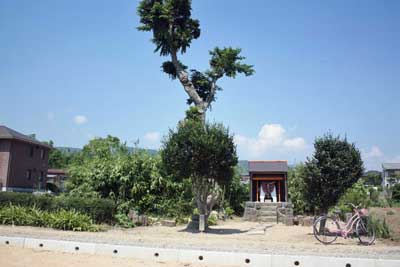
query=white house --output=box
[382,163,400,187]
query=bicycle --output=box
[313,203,376,245]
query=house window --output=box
[29,146,34,157]
[40,149,45,159]
[40,171,44,182]
[26,170,32,180]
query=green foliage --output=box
[162,60,187,79]
[0,204,99,232]
[52,196,115,223]
[369,187,380,203]
[224,167,249,215]
[49,209,99,231]
[303,134,364,214]
[161,116,237,186]
[337,181,371,213]
[224,206,234,218]
[137,0,200,56]
[207,213,218,226]
[387,210,395,216]
[361,172,382,186]
[288,163,309,214]
[138,0,254,111]
[392,183,400,201]
[367,214,391,239]
[65,135,193,219]
[161,113,238,215]
[0,192,115,223]
[47,140,78,169]
[114,213,135,228]
[0,205,45,226]
[208,47,254,78]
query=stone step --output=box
[258,211,276,216]
[258,207,277,212]
[259,217,277,222]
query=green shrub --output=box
[392,184,400,201]
[367,215,391,239]
[52,196,115,223]
[225,206,234,218]
[207,213,218,226]
[387,210,395,216]
[0,204,99,232]
[114,213,135,228]
[49,209,99,231]
[0,192,115,223]
[337,181,371,214]
[375,198,391,208]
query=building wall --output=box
[0,140,11,188]
[382,168,400,187]
[7,140,49,190]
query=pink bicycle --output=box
[313,203,376,245]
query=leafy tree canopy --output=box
[303,133,364,214]
[161,107,238,217]
[138,0,254,114]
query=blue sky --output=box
[1,0,399,170]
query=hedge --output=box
[0,192,115,223]
[0,204,99,231]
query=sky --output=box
[1,0,399,171]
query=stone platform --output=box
[243,201,294,225]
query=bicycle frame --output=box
[332,209,361,238]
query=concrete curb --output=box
[1,235,399,267]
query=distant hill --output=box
[56,146,159,155]
[56,147,82,154]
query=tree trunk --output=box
[318,208,328,234]
[193,179,210,231]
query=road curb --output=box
[1,235,399,267]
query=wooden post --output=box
[277,181,281,202]
[256,180,259,202]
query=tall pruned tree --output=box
[137,0,254,120]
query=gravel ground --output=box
[0,219,399,260]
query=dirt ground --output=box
[0,246,221,267]
[1,218,399,260]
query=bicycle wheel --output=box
[356,217,376,245]
[313,216,340,244]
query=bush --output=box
[114,213,135,228]
[224,206,234,218]
[224,167,249,216]
[367,214,391,239]
[0,204,99,231]
[207,213,218,226]
[387,210,395,216]
[337,181,371,214]
[288,164,308,214]
[0,205,45,226]
[0,192,115,223]
[49,209,99,231]
[52,196,115,223]
[392,184,400,201]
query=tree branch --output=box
[171,51,205,109]
[204,78,218,110]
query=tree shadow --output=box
[179,227,250,235]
